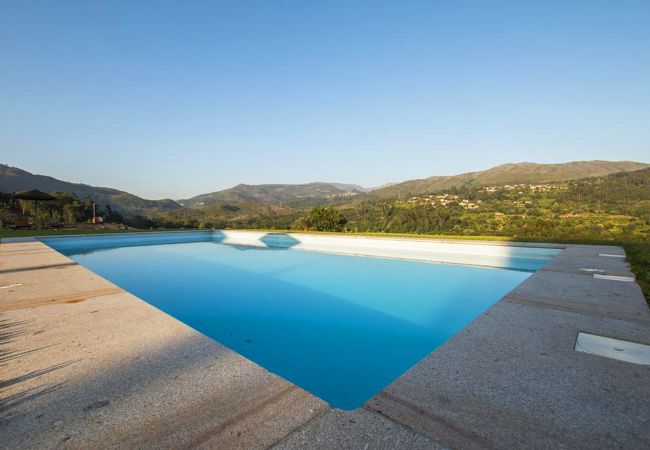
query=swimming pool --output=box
[41,231,559,409]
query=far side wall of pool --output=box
[39,230,562,271]
[214,230,561,271]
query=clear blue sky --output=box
[1,1,649,199]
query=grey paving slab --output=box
[540,253,634,277]
[561,245,625,257]
[367,301,650,450]
[0,262,123,312]
[1,239,72,273]
[273,408,443,450]
[505,269,650,322]
[0,237,41,244]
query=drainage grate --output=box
[575,332,650,365]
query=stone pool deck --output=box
[1,237,649,449]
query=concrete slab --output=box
[0,238,125,312]
[272,408,443,450]
[0,240,72,273]
[0,237,42,244]
[540,253,634,277]
[0,242,69,274]
[504,269,650,323]
[0,263,122,312]
[367,301,650,450]
[561,245,625,257]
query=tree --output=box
[104,204,124,223]
[298,207,347,232]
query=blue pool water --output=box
[42,232,552,409]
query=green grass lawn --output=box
[2,227,647,304]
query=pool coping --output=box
[1,232,649,449]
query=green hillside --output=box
[148,166,650,241]
[338,167,650,241]
[0,164,181,217]
[370,161,649,199]
[2,160,648,233]
[180,182,365,209]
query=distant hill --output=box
[3,160,647,219]
[328,183,368,193]
[370,161,649,199]
[0,164,181,217]
[367,181,399,191]
[180,182,365,209]
[569,166,650,208]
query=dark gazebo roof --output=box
[12,189,56,201]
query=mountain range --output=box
[0,164,181,216]
[369,161,649,199]
[179,182,366,208]
[1,160,648,217]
